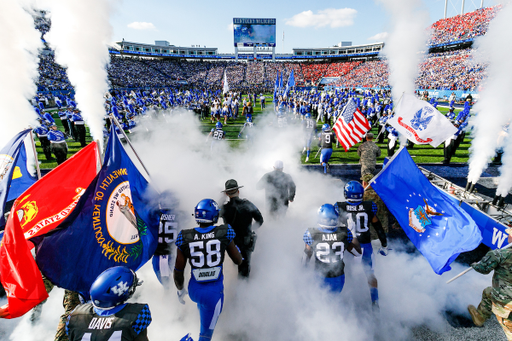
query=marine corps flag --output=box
[0,209,48,319]
[388,93,457,147]
[15,141,100,240]
[35,128,159,293]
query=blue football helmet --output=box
[344,181,364,204]
[194,199,219,224]
[322,123,330,131]
[305,113,311,119]
[90,266,140,309]
[317,204,339,229]
[216,122,223,129]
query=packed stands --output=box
[334,60,390,88]
[416,49,485,91]
[301,62,330,86]
[429,5,501,45]
[245,62,265,85]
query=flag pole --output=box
[446,242,512,284]
[95,139,103,169]
[109,114,151,177]
[376,91,405,141]
[29,130,42,180]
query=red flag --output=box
[15,142,100,240]
[333,98,370,152]
[0,208,48,318]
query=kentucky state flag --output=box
[370,147,482,274]
[0,130,32,228]
[35,128,159,293]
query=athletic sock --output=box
[370,288,379,303]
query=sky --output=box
[110,0,500,53]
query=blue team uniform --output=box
[175,224,236,341]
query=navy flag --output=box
[0,130,32,228]
[35,128,159,293]
[370,147,482,275]
[7,142,37,202]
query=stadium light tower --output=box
[444,0,485,18]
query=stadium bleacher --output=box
[33,6,500,94]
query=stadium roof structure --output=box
[112,40,384,61]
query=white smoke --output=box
[376,0,429,103]
[0,0,42,147]
[40,0,114,149]
[3,110,494,341]
[467,3,512,192]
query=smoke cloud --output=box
[41,0,114,149]
[468,4,512,185]
[376,0,429,103]
[3,110,492,341]
[0,0,42,147]
[467,3,512,193]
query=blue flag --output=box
[370,147,482,274]
[7,142,37,202]
[0,130,31,227]
[284,70,295,97]
[35,128,159,292]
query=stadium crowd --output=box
[428,5,501,45]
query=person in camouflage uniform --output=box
[468,229,512,340]
[361,174,388,241]
[31,276,81,341]
[357,133,381,176]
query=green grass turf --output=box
[36,96,470,169]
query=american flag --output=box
[333,98,370,152]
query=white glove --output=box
[177,289,188,305]
[379,246,390,256]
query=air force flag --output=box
[388,93,457,147]
[370,147,482,274]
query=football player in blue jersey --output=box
[207,122,225,150]
[174,199,243,341]
[319,124,335,174]
[66,266,151,341]
[303,204,361,293]
[335,181,388,310]
[302,113,316,162]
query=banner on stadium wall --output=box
[418,89,478,101]
[442,193,510,250]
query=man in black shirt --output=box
[256,160,296,219]
[220,179,264,278]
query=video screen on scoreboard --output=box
[233,18,276,47]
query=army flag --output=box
[370,147,482,274]
[0,130,32,229]
[15,141,100,240]
[35,128,159,293]
[388,93,457,147]
[0,209,48,319]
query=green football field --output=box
[35,94,470,169]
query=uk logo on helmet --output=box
[111,281,130,296]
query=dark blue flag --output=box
[7,142,37,202]
[370,147,482,275]
[35,128,159,292]
[285,70,295,97]
[0,130,31,227]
